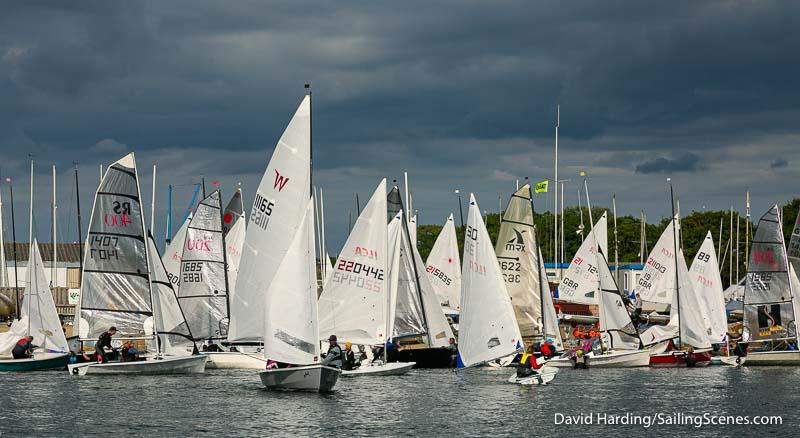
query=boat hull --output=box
[547,349,651,368]
[68,355,207,376]
[204,351,267,370]
[259,365,341,392]
[395,348,454,368]
[0,352,70,372]
[507,366,559,385]
[742,350,800,366]
[649,350,712,367]
[717,356,746,366]
[342,361,415,376]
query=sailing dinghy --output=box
[739,205,800,366]
[69,153,205,375]
[425,214,462,330]
[318,179,415,376]
[548,212,649,368]
[0,241,70,371]
[259,198,340,392]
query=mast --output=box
[560,182,565,274]
[314,187,322,281]
[8,177,19,317]
[220,189,231,332]
[729,206,733,288]
[612,194,619,286]
[639,210,645,264]
[165,184,173,245]
[28,158,33,249]
[52,164,57,286]
[132,154,159,354]
[736,212,740,283]
[582,176,604,340]
[151,164,157,234]
[745,190,750,271]
[668,179,682,346]
[577,188,584,242]
[0,180,6,288]
[553,105,559,267]
[74,163,83,287]
[320,187,327,284]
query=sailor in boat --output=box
[447,337,458,367]
[95,327,118,363]
[11,336,34,359]
[516,345,544,380]
[320,335,343,368]
[342,342,360,371]
[121,341,140,362]
[540,338,557,360]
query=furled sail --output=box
[176,190,229,340]
[264,198,320,365]
[146,233,194,356]
[77,153,153,339]
[229,96,311,343]
[222,188,246,292]
[558,212,608,305]
[425,214,462,311]
[162,214,191,289]
[458,194,521,367]
[318,179,388,345]
[495,184,541,339]
[690,232,728,344]
[743,205,798,343]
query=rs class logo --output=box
[103,200,133,228]
[273,170,290,192]
[355,246,379,259]
[505,229,526,251]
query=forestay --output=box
[146,233,194,356]
[162,213,191,289]
[229,96,311,343]
[558,213,608,305]
[264,198,320,365]
[425,214,462,311]
[458,194,521,368]
[690,232,728,344]
[743,206,798,343]
[177,190,229,340]
[387,211,426,340]
[77,153,153,339]
[222,188,246,292]
[318,179,389,345]
[495,184,540,339]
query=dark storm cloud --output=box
[1,1,799,249]
[770,159,788,169]
[635,152,707,175]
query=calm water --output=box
[0,366,797,436]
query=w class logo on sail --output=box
[505,229,526,251]
[273,169,290,192]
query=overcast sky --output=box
[2,1,798,251]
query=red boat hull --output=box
[649,351,712,367]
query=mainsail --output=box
[558,212,608,305]
[229,96,311,343]
[788,209,800,280]
[495,184,541,339]
[176,190,229,341]
[458,194,521,367]
[146,233,194,356]
[318,179,389,345]
[222,188,246,292]
[538,246,564,351]
[690,232,728,344]
[162,213,191,289]
[21,241,69,352]
[743,205,798,343]
[77,153,153,339]
[425,214,462,311]
[264,198,320,365]
[387,211,426,340]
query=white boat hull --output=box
[716,356,746,366]
[68,355,207,376]
[341,361,415,376]
[259,365,341,392]
[204,351,267,370]
[742,350,800,366]
[547,349,650,368]
[507,366,559,385]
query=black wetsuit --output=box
[12,339,31,359]
[96,332,113,362]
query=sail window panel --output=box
[102,165,139,197]
[81,309,151,339]
[746,271,791,305]
[744,303,796,341]
[88,195,144,237]
[80,273,152,314]
[192,202,223,232]
[180,295,229,339]
[85,234,147,274]
[183,228,225,263]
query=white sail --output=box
[690,232,728,344]
[162,213,191,289]
[743,205,797,343]
[77,153,153,339]
[458,194,521,367]
[558,212,608,305]
[411,238,455,347]
[408,214,418,247]
[223,188,246,292]
[177,190,228,340]
[318,179,388,345]
[788,208,800,280]
[229,96,311,343]
[264,198,320,365]
[425,214,462,311]
[636,216,679,305]
[597,254,641,351]
[538,246,564,351]
[146,233,194,356]
[387,211,426,339]
[21,241,69,353]
[495,184,541,339]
